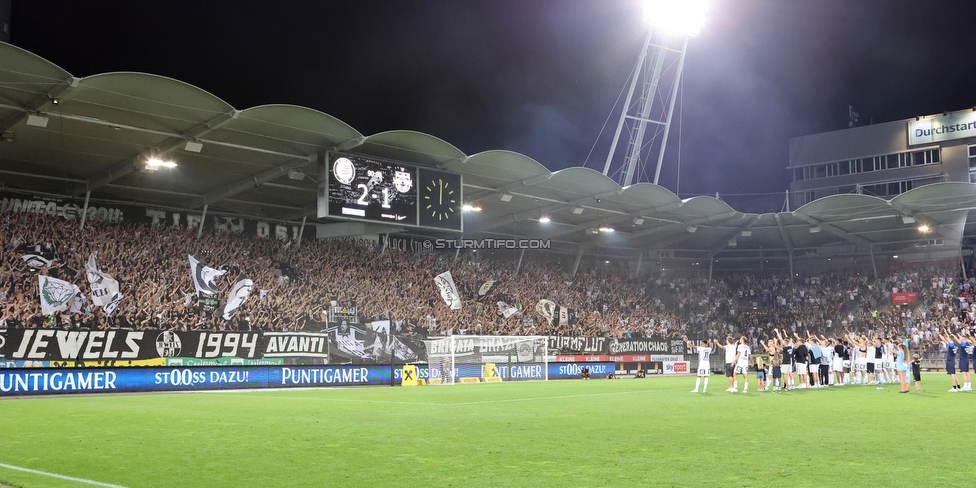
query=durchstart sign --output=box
[908,111,976,145]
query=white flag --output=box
[189,255,226,296]
[22,254,52,268]
[104,293,124,316]
[85,253,121,307]
[222,276,254,320]
[535,299,557,325]
[38,275,81,315]
[434,271,463,310]
[70,293,87,315]
[497,301,520,319]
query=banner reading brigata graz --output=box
[0,329,425,365]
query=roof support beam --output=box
[71,109,240,196]
[194,157,312,209]
[0,75,79,134]
[888,199,965,242]
[774,213,795,255]
[793,213,875,248]
[467,174,553,204]
[217,138,366,217]
[535,201,683,240]
[708,214,760,255]
[465,189,624,234]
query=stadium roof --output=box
[2,41,975,265]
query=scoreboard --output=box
[318,152,462,232]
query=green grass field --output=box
[0,374,972,488]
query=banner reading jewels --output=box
[0,329,425,366]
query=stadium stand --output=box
[2,211,969,355]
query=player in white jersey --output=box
[683,336,713,393]
[883,340,896,384]
[731,336,751,393]
[715,337,738,392]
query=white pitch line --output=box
[254,389,656,406]
[444,389,656,405]
[0,462,127,488]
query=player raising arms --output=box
[715,336,737,392]
[730,336,751,393]
[763,339,783,392]
[940,332,962,392]
[954,333,971,391]
[684,336,713,393]
[774,329,795,391]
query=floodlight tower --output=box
[602,0,708,187]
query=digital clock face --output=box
[418,168,463,231]
[326,154,417,225]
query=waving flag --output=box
[188,255,226,296]
[221,275,254,320]
[38,275,81,315]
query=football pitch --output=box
[0,374,971,488]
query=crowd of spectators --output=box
[1,211,974,352]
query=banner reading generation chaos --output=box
[0,365,393,396]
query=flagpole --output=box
[79,191,90,232]
[197,205,208,239]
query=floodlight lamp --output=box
[147,158,177,169]
[643,0,709,36]
[539,216,551,223]
[918,224,931,233]
[599,226,615,233]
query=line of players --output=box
[682,328,925,394]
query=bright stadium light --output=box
[539,216,551,223]
[643,0,709,37]
[462,204,481,212]
[599,226,615,233]
[918,224,931,233]
[146,158,177,170]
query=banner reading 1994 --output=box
[0,365,392,396]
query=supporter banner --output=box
[547,336,607,354]
[0,329,425,365]
[0,191,313,241]
[608,338,687,355]
[891,292,918,305]
[553,354,655,363]
[0,365,392,396]
[165,357,284,367]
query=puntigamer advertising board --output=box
[0,365,393,396]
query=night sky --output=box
[10,0,976,213]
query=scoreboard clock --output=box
[319,152,462,231]
[418,168,462,231]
